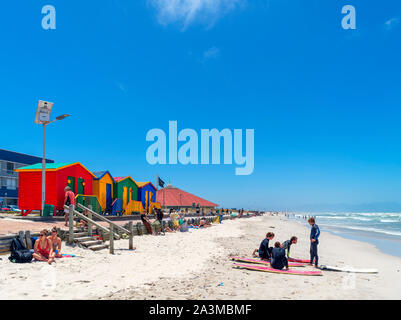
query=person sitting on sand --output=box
[281,236,298,258]
[33,229,54,264]
[270,242,289,270]
[253,232,274,260]
[48,227,62,258]
[308,217,320,267]
[200,217,212,228]
[141,211,153,235]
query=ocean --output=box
[289,212,401,258]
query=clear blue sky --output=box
[1,1,401,211]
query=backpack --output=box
[8,237,33,263]
[65,193,71,206]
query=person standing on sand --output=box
[308,217,320,267]
[156,208,165,235]
[64,186,76,227]
[253,232,275,260]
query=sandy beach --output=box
[1,214,401,300]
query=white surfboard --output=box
[319,265,378,274]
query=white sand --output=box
[1,215,400,300]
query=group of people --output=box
[253,217,320,270]
[32,227,62,265]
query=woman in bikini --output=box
[48,227,62,258]
[33,229,55,264]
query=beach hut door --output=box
[77,178,85,195]
[67,176,75,193]
[106,184,112,210]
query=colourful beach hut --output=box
[137,182,157,212]
[113,176,139,211]
[15,162,95,212]
[93,171,115,212]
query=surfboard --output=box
[318,265,378,274]
[288,257,310,263]
[230,256,305,267]
[233,263,323,276]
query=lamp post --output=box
[38,111,70,214]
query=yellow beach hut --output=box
[93,171,115,213]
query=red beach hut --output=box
[15,162,95,213]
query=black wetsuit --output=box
[270,247,289,270]
[156,210,164,232]
[310,224,320,266]
[258,238,272,260]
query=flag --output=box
[158,177,165,188]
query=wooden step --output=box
[74,236,93,242]
[73,232,89,238]
[89,244,109,251]
[81,240,103,247]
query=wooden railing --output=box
[64,204,134,254]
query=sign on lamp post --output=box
[35,100,53,214]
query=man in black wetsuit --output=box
[270,242,289,270]
[308,217,320,267]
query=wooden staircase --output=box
[65,204,134,254]
[72,228,109,251]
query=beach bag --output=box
[8,237,33,263]
[65,194,71,206]
[180,221,189,232]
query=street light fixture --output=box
[34,101,70,214]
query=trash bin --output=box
[43,204,55,217]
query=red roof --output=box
[157,185,218,208]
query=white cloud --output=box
[203,46,220,59]
[384,17,400,31]
[148,0,244,29]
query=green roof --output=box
[16,162,76,170]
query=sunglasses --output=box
[40,234,45,237]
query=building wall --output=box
[18,164,93,211]
[114,178,138,210]
[138,184,156,209]
[93,173,114,211]
[0,149,54,206]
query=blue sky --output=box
[1,0,401,211]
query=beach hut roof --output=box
[15,162,96,177]
[136,181,156,189]
[114,176,139,187]
[93,170,115,182]
[157,185,218,208]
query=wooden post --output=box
[128,221,133,250]
[88,205,93,237]
[69,205,74,244]
[109,224,114,254]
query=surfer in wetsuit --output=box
[252,232,275,260]
[308,217,320,267]
[281,236,298,258]
[270,242,289,270]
